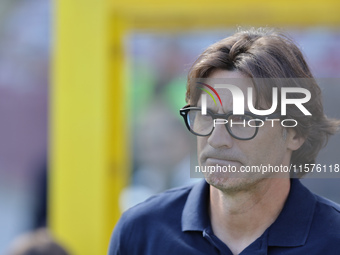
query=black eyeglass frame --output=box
[179,105,281,140]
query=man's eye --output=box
[230,115,252,122]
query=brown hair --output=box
[186,28,340,177]
[7,228,70,255]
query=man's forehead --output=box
[205,78,254,91]
[197,81,256,101]
[193,78,272,112]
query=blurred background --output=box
[0,0,50,254]
[0,0,339,254]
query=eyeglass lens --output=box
[187,109,257,139]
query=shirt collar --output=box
[182,179,210,232]
[181,178,316,247]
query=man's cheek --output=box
[196,137,206,165]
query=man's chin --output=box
[204,172,263,193]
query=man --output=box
[109,28,340,254]
[7,228,70,255]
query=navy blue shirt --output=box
[108,179,340,254]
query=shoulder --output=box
[121,183,194,222]
[108,183,196,254]
[310,193,340,242]
[315,194,340,213]
[313,194,340,224]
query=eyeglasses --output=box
[179,106,280,140]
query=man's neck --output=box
[209,178,290,255]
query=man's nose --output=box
[207,120,233,148]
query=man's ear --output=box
[286,128,305,151]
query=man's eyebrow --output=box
[204,106,220,113]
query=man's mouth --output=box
[205,157,241,166]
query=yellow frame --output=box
[51,0,340,254]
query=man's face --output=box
[196,69,301,193]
